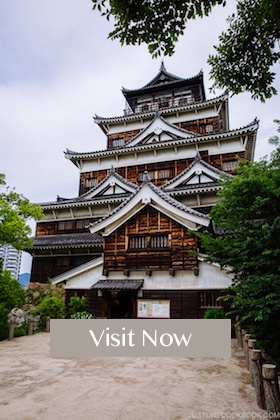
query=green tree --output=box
[208,0,280,101]
[91,0,280,101]
[0,266,26,340]
[0,174,43,250]
[200,146,280,361]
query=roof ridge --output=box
[162,154,231,189]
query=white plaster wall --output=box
[56,257,232,291]
[98,261,233,290]
[64,262,103,290]
[79,138,244,174]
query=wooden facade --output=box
[79,151,245,195]
[103,206,198,273]
[35,218,97,236]
[65,288,225,319]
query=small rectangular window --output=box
[138,170,155,182]
[222,161,238,171]
[158,169,172,179]
[58,221,73,230]
[85,178,97,188]
[130,236,146,249]
[112,138,125,147]
[199,291,222,308]
[76,219,90,229]
[205,124,214,133]
[129,235,169,250]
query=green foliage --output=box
[70,311,93,319]
[0,269,26,340]
[208,0,280,101]
[91,0,279,101]
[33,296,65,319]
[203,308,227,319]
[0,303,10,341]
[92,0,226,57]
[0,269,25,309]
[0,174,43,250]
[200,146,280,361]
[67,296,89,317]
[14,320,28,338]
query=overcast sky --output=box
[1,0,279,272]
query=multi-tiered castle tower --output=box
[30,63,258,319]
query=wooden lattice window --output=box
[199,291,222,308]
[112,138,125,147]
[158,169,173,179]
[138,170,155,182]
[76,219,90,229]
[222,161,238,171]
[58,221,73,231]
[129,235,169,250]
[85,178,97,188]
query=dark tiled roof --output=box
[38,168,137,208]
[147,179,210,218]
[124,113,198,148]
[91,279,144,290]
[32,233,103,248]
[65,116,257,160]
[89,174,209,230]
[122,68,203,94]
[162,152,230,190]
[169,182,221,193]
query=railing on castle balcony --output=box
[124,95,203,116]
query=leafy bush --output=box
[67,296,88,317]
[0,304,9,341]
[0,269,26,341]
[203,308,227,319]
[14,320,28,337]
[30,296,65,329]
[36,296,65,318]
[70,311,93,319]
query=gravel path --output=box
[0,334,264,420]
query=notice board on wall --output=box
[137,300,170,318]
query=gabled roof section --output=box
[124,113,198,148]
[66,117,258,164]
[122,64,205,98]
[79,167,138,199]
[139,61,184,88]
[162,153,231,192]
[89,173,210,237]
[38,168,137,209]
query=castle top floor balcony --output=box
[124,94,204,116]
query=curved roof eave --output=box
[122,70,204,96]
[65,118,259,161]
[89,176,210,236]
[94,91,228,126]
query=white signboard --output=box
[137,300,170,318]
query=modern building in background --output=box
[29,64,258,319]
[0,245,22,279]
